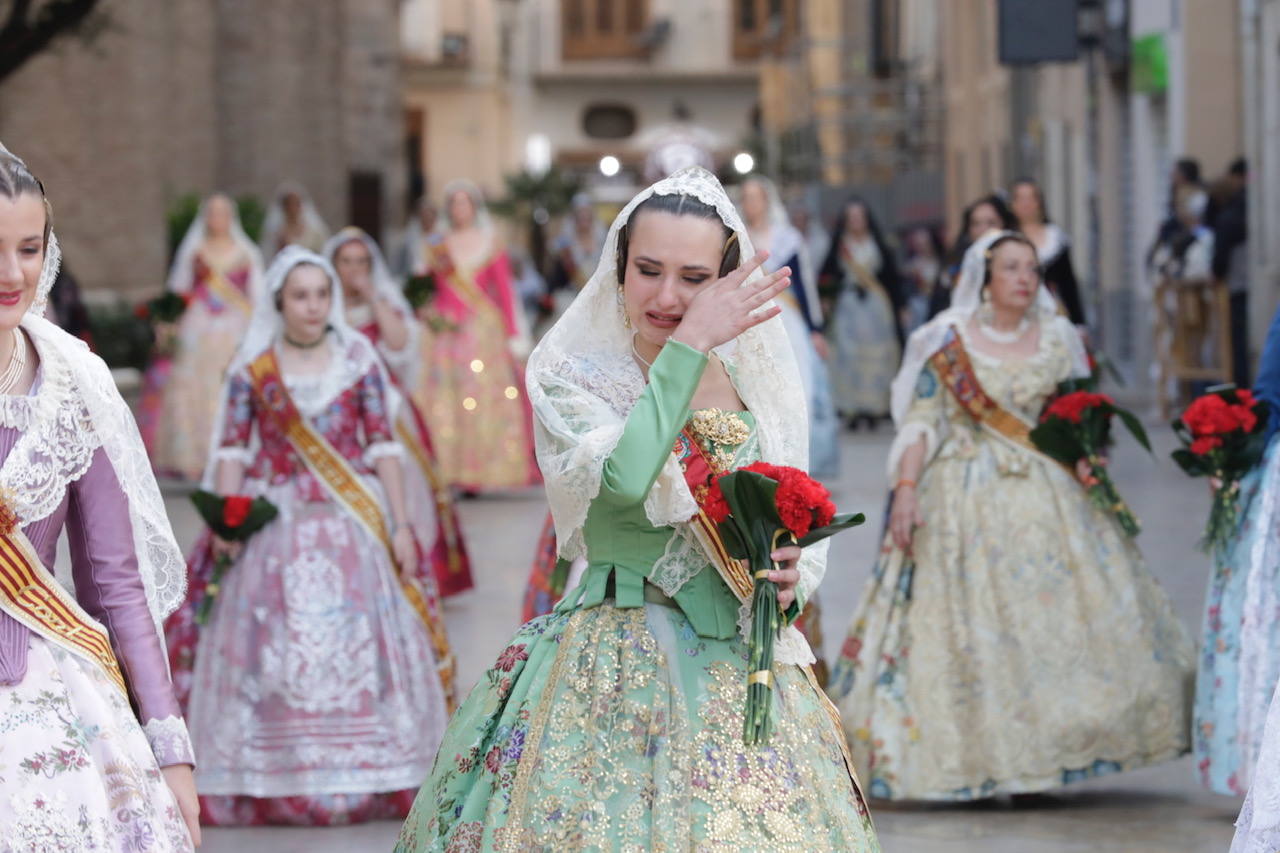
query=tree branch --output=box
[0,0,102,82]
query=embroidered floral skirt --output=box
[167,481,450,825]
[413,323,539,493]
[396,600,879,852]
[828,442,1196,800]
[0,638,192,851]
[828,287,899,418]
[1195,439,1280,795]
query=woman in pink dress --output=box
[139,194,264,481]
[164,247,453,826]
[415,180,539,492]
[325,226,474,596]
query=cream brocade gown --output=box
[828,325,1195,800]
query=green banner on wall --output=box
[1131,33,1168,95]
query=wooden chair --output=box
[1153,275,1233,419]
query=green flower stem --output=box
[1203,475,1241,556]
[743,528,789,746]
[1084,446,1141,537]
[195,552,234,626]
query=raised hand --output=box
[669,250,790,353]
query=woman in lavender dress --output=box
[0,146,199,848]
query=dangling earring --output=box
[617,285,630,328]
[978,286,995,324]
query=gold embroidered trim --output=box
[499,610,583,851]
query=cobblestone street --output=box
[180,424,1241,852]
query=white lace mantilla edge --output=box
[143,715,195,767]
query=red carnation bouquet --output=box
[135,292,191,358]
[190,489,278,624]
[1171,386,1270,554]
[1029,383,1151,537]
[704,462,864,744]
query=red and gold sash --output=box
[202,257,253,315]
[675,427,754,603]
[929,328,1062,466]
[0,524,126,695]
[246,349,457,704]
[427,241,508,335]
[840,240,889,303]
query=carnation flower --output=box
[222,495,253,528]
[1190,435,1224,456]
[1043,391,1112,425]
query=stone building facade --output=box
[0,0,404,299]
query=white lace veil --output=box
[890,229,1090,427]
[0,142,188,628]
[440,179,494,236]
[323,227,413,318]
[259,182,330,258]
[166,194,264,297]
[739,175,822,329]
[527,166,826,621]
[323,227,421,383]
[201,246,407,487]
[399,198,437,277]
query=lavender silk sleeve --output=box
[68,447,195,767]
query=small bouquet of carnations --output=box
[1171,386,1270,555]
[1030,383,1151,537]
[704,462,864,745]
[135,292,191,356]
[404,272,458,333]
[190,490,278,624]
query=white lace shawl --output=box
[259,182,330,260]
[322,227,421,386]
[739,175,822,329]
[526,166,824,664]
[16,235,188,629]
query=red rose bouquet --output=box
[1029,384,1151,537]
[704,462,864,745]
[1171,386,1270,554]
[190,489,279,624]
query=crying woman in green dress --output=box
[395,166,880,853]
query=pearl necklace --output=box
[0,329,28,395]
[977,314,1033,344]
[631,334,656,369]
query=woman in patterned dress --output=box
[828,230,1194,801]
[396,167,878,852]
[164,247,453,825]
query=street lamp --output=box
[733,152,755,174]
[599,155,620,177]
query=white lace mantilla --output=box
[4,318,188,627]
[0,338,99,525]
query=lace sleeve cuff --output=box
[212,446,255,467]
[885,421,938,482]
[363,441,404,467]
[143,715,195,767]
[377,338,415,372]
